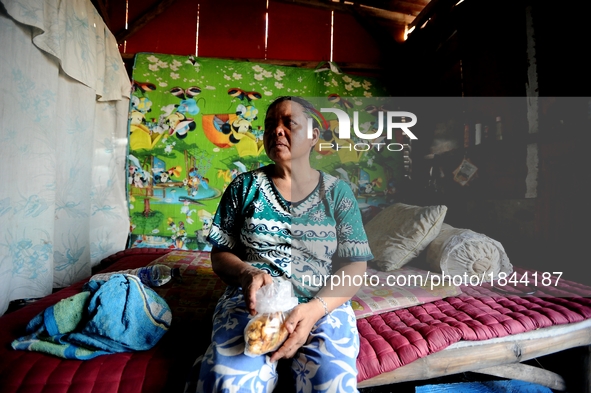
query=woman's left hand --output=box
[269,300,325,362]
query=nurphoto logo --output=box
[308,107,418,152]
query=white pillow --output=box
[365,203,447,271]
[425,223,513,282]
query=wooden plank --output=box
[360,0,425,16]
[271,0,413,24]
[358,324,591,388]
[474,364,566,391]
[115,0,179,44]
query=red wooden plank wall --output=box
[198,0,267,59]
[111,0,199,55]
[110,0,385,66]
[266,2,331,62]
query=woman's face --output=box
[263,100,319,165]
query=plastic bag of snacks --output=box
[244,280,298,357]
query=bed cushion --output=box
[364,203,447,271]
[356,267,591,382]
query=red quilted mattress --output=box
[356,268,591,381]
[2,248,591,392]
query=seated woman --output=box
[197,96,373,393]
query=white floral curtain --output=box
[0,0,131,316]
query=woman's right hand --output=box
[211,247,272,315]
[239,265,273,315]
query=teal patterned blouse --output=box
[207,165,373,301]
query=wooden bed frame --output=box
[358,319,591,392]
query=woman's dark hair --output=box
[265,96,327,131]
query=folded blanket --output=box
[12,274,172,359]
[425,224,513,282]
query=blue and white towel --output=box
[12,274,172,359]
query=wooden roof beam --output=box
[409,0,456,29]
[271,0,413,25]
[356,0,428,16]
[356,3,415,24]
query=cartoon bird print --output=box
[132,81,156,96]
[170,86,201,115]
[171,86,202,100]
[328,93,354,111]
[228,88,262,103]
[185,86,202,98]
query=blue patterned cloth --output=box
[12,274,172,359]
[197,288,360,393]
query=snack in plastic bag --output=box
[244,280,298,357]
